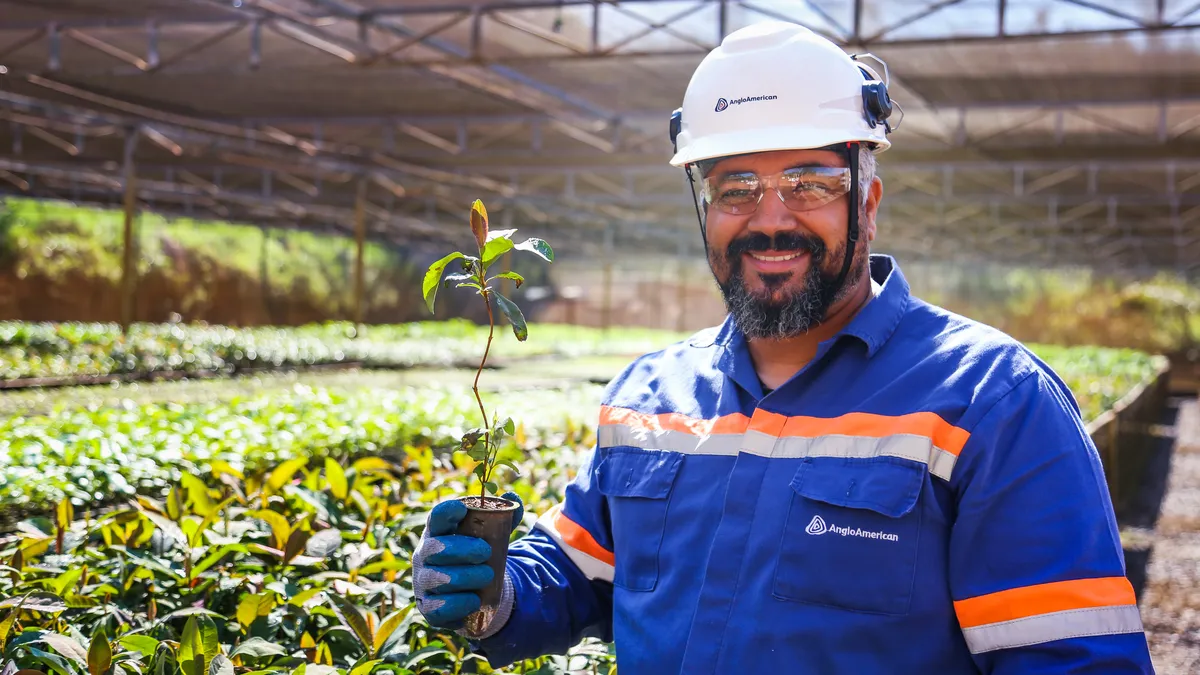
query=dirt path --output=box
[1141,395,1200,673]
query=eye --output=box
[718,187,758,203]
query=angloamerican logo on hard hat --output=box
[806,514,899,542]
[714,94,778,112]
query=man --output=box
[413,20,1156,674]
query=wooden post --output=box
[259,226,272,324]
[353,177,367,328]
[120,129,140,334]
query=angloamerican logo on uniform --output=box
[806,514,899,542]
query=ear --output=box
[862,175,883,242]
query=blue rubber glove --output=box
[413,491,524,635]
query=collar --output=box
[703,254,912,392]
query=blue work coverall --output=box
[477,254,1155,673]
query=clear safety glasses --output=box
[701,166,852,216]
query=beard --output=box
[710,228,867,340]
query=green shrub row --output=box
[0,344,1166,520]
[0,321,691,382]
[0,440,610,675]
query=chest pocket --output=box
[596,446,683,592]
[772,454,925,615]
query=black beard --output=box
[711,230,856,340]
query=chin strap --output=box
[684,164,709,257]
[830,142,860,301]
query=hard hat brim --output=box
[669,126,890,167]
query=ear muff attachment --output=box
[862,80,893,131]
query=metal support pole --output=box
[120,129,140,333]
[353,178,367,327]
[260,225,272,323]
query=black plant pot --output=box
[455,494,519,636]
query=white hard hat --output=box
[669,21,894,167]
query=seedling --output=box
[422,199,553,634]
[422,198,553,503]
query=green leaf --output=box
[502,417,515,435]
[326,593,372,653]
[305,529,341,559]
[496,459,522,477]
[486,228,517,242]
[177,615,218,675]
[236,593,267,631]
[494,293,528,341]
[207,656,232,675]
[55,500,73,532]
[492,271,524,289]
[282,528,310,565]
[371,606,410,658]
[179,474,214,517]
[250,510,291,551]
[0,593,54,613]
[28,648,73,675]
[229,638,287,660]
[266,458,307,493]
[481,237,514,267]
[401,646,451,668]
[87,629,111,675]
[178,618,204,675]
[441,273,474,289]
[156,608,226,623]
[348,660,380,675]
[38,633,88,669]
[422,252,465,314]
[483,481,498,495]
[514,237,553,262]
[164,487,183,521]
[116,637,158,658]
[323,458,347,501]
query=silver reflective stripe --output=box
[533,507,615,583]
[598,423,959,480]
[961,605,1144,654]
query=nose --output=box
[745,186,802,242]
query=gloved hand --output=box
[413,491,524,637]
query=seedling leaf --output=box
[494,293,527,341]
[514,237,553,262]
[422,252,465,314]
[481,237,514,267]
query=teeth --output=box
[749,251,803,262]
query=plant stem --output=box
[472,277,497,502]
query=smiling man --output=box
[411,20,1156,674]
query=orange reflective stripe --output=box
[780,411,971,456]
[599,405,750,436]
[553,507,615,567]
[600,405,969,454]
[954,577,1137,628]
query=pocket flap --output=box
[790,456,923,518]
[597,448,683,499]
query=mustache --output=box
[724,231,826,261]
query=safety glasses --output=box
[701,166,852,216]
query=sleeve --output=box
[947,369,1154,674]
[473,443,615,667]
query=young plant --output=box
[422,199,554,636]
[421,199,554,504]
